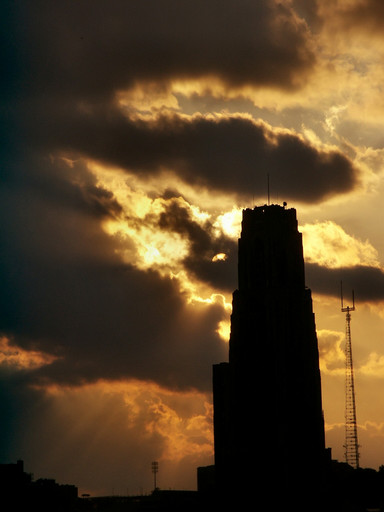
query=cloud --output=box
[299,219,384,305]
[325,0,384,34]
[6,0,315,102]
[292,0,322,31]
[302,221,380,269]
[0,157,228,392]
[156,198,238,291]
[2,255,227,389]
[0,337,57,370]
[359,353,384,378]
[96,183,238,293]
[0,150,374,400]
[0,378,213,494]
[20,104,360,203]
[317,329,345,376]
[5,0,355,206]
[306,263,384,303]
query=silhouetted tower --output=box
[213,204,326,510]
[341,284,360,469]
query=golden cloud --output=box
[38,379,214,464]
[317,329,345,376]
[359,352,384,378]
[301,221,380,268]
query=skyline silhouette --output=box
[2,204,384,511]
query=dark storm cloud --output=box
[306,263,384,303]
[0,0,360,394]
[292,0,321,29]
[22,104,359,203]
[157,199,237,291]
[9,0,315,100]
[334,0,384,33]
[0,157,227,392]
[3,0,357,204]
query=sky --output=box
[2,0,384,497]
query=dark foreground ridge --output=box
[3,458,384,511]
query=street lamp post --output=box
[151,461,159,491]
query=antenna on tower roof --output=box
[267,173,270,205]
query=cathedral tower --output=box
[213,204,326,509]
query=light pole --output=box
[151,461,159,491]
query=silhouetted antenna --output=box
[340,281,359,469]
[151,461,159,491]
[267,173,270,205]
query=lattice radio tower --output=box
[341,282,360,469]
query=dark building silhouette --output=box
[212,204,327,509]
[0,460,78,511]
[0,459,32,494]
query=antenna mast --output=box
[341,282,359,469]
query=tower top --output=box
[241,204,298,239]
[238,203,304,291]
[341,281,355,313]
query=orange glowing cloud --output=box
[31,378,214,494]
[0,337,57,370]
